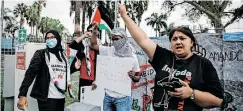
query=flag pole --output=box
[114,1,118,28]
[0,1,4,110]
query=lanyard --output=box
[45,51,75,98]
[45,52,65,83]
[164,57,175,111]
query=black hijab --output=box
[45,30,64,62]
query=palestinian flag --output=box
[91,6,114,32]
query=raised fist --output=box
[191,44,206,58]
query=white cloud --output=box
[1,0,243,37]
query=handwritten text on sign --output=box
[96,55,133,96]
[16,52,26,70]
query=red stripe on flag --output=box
[92,8,101,24]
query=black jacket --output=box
[18,49,52,101]
[69,40,96,86]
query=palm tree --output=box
[125,1,149,26]
[87,3,95,24]
[25,5,37,36]
[39,17,65,37]
[70,1,81,34]
[70,1,95,34]
[80,1,95,33]
[3,8,15,24]
[33,0,46,38]
[3,7,19,48]
[145,13,167,37]
[4,20,19,49]
[161,22,174,36]
[13,3,28,29]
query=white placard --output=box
[96,55,133,96]
[80,86,104,108]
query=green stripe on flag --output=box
[99,24,111,33]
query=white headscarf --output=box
[111,28,133,57]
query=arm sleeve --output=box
[70,57,79,74]
[18,50,42,97]
[202,59,224,99]
[148,45,172,71]
[69,40,84,51]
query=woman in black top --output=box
[118,4,224,111]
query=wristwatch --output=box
[190,89,195,100]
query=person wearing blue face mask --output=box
[17,30,74,111]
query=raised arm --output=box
[90,23,99,51]
[119,4,156,61]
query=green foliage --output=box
[161,1,243,34]
[65,71,80,106]
[13,3,28,29]
[39,17,65,36]
[145,13,168,36]
[125,0,149,26]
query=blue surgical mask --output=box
[46,38,57,48]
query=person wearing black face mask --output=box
[17,30,74,111]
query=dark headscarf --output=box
[45,30,64,62]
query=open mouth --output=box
[176,46,183,50]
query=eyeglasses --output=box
[46,36,55,39]
[112,38,120,41]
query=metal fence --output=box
[0,35,73,111]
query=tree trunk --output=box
[214,22,224,35]
[20,16,24,29]
[81,10,86,34]
[74,1,81,34]
[30,26,33,35]
[156,25,158,37]
[33,26,35,37]
[36,25,38,39]
[212,18,224,35]
[11,33,15,50]
[32,26,34,36]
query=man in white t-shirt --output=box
[90,25,141,111]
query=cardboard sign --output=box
[96,55,133,96]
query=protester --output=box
[69,24,99,100]
[118,4,224,111]
[90,24,141,111]
[17,30,73,111]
